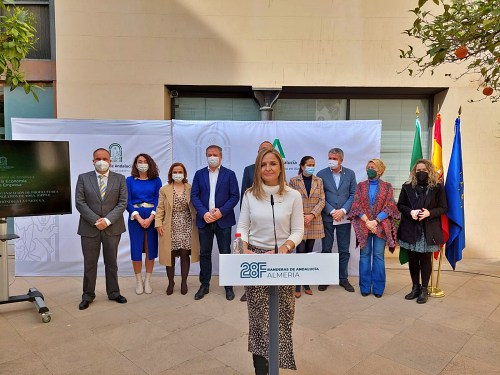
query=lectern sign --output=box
[219,253,339,286]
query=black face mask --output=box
[416,171,429,185]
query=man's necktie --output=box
[98,175,106,199]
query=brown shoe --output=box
[304,289,313,296]
[295,291,301,298]
[240,293,247,302]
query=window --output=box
[350,99,430,196]
[170,87,433,196]
[174,98,260,121]
[2,0,52,60]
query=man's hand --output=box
[95,218,109,230]
[156,226,164,236]
[203,211,217,223]
[212,208,223,220]
[332,210,344,222]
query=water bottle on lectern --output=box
[232,233,243,254]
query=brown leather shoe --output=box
[304,289,313,296]
[294,291,301,298]
[240,293,247,302]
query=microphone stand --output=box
[269,195,279,374]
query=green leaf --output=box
[418,0,428,8]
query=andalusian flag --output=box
[431,113,449,259]
[399,115,423,265]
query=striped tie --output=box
[98,175,106,199]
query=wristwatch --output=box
[284,243,292,252]
[375,217,381,224]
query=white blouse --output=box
[237,184,304,250]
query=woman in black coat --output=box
[397,159,447,304]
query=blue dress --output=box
[126,176,162,261]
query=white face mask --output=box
[328,160,339,169]
[207,156,220,168]
[137,163,149,173]
[94,160,110,173]
[172,173,184,182]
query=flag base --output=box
[428,286,445,298]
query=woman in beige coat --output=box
[155,162,199,295]
[289,155,325,298]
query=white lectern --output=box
[220,253,339,374]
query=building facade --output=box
[3,0,499,259]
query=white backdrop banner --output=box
[173,120,381,277]
[12,118,172,276]
[10,119,380,277]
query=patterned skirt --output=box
[245,245,296,370]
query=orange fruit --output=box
[483,86,494,96]
[454,46,468,59]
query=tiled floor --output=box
[1,258,500,374]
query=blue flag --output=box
[444,117,465,269]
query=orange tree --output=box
[400,0,500,102]
[0,0,39,100]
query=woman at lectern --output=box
[155,162,199,295]
[237,148,304,374]
[288,155,325,298]
[126,154,162,295]
[348,158,399,298]
[397,159,447,304]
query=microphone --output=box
[270,194,278,254]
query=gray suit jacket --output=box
[316,166,356,223]
[75,170,127,237]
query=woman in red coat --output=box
[348,159,399,298]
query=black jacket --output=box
[397,183,447,246]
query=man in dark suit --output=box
[317,147,357,293]
[191,145,239,301]
[75,148,128,310]
[238,140,273,302]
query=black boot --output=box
[252,354,268,375]
[417,287,429,304]
[405,284,421,300]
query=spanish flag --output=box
[431,113,449,259]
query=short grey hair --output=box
[328,148,344,160]
[206,145,222,155]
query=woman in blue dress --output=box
[126,154,162,294]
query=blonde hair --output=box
[408,159,439,188]
[248,148,287,200]
[366,158,386,177]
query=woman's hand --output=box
[278,245,290,254]
[366,220,377,233]
[142,217,153,229]
[156,226,164,236]
[410,210,421,220]
[418,208,430,221]
[304,214,314,227]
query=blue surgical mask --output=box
[304,167,315,176]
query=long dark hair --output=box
[131,153,160,179]
[298,155,314,175]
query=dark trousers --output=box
[81,231,121,301]
[296,239,315,291]
[321,222,351,281]
[198,222,231,287]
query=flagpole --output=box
[428,107,451,298]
